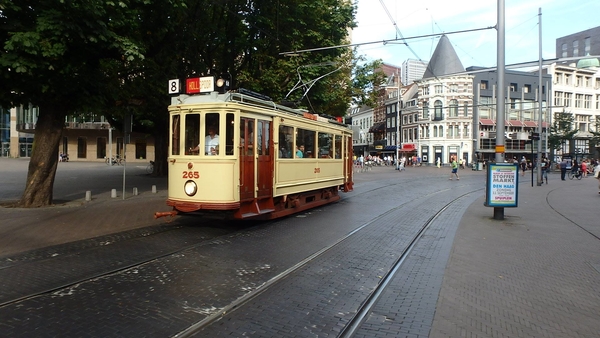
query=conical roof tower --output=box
[422,35,465,79]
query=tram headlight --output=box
[184,180,197,196]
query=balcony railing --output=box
[64,122,111,130]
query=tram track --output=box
[174,182,484,337]
[0,172,485,338]
[339,188,482,337]
[0,220,250,308]
[0,175,409,310]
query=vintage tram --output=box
[155,76,354,220]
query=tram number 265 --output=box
[314,168,320,173]
[182,171,200,179]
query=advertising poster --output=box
[485,163,518,207]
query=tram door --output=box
[345,136,353,188]
[239,118,273,201]
[256,119,273,199]
[239,118,255,201]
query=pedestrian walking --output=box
[449,156,459,180]
[595,164,600,194]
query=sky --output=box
[351,0,600,70]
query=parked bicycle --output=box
[146,160,154,174]
[105,155,124,166]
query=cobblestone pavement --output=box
[1,158,599,337]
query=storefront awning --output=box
[508,120,524,126]
[399,143,416,152]
[479,119,495,125]
[383,145,397,151]
[523,121,537,127]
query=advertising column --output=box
[485,163,518,207]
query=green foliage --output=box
[548,111,578,151]
[0,0,148,113]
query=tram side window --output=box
[279,125,293,158]
[318,132,333,158]
[171,115,180,155]
[257,120,271,155]
[205,113,220,156]
[185,114,200,155]
[225,113,234,155]
[334,135,342,159]
[296,128,315,158]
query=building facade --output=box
[556,26,600,59]
[402,59,429,85]
[2,105,155,163]
[546,62,600,160]
[471,68,552,162]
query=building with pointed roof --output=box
[415,35,474,165]
[422,35,465,79]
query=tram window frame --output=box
[185,113,200,156]
[279,125,293,158]
[225,113,234,155]
[296,128,315,158]
[318,132,333,158]
[204,112,220,156]
[171,114,181,155]
[334,135,342,159]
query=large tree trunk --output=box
[153,123,169,177]
[18,105,65,207]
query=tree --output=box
[548,111,578,156]
[1,0,379,206]
[0,1,146,207]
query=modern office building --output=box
[556,26,600,59]
[402,59,429,85]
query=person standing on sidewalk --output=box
[541,157,549,184]
[560,158,567,180]
[449,156,459,180]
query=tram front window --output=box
[186,114,200,155]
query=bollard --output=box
[85,191,92,201]
[152,185,157,193]
[133,187,138,196]
[111,189,117,198]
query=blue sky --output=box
[352,0,600,69]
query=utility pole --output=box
[494,0,506,220]
[536,7,543,186]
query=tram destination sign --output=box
[485,163,518,207]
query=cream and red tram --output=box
[156,77,354,220]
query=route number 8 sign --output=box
[168,79,180,94]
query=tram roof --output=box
[170,90,347,127]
